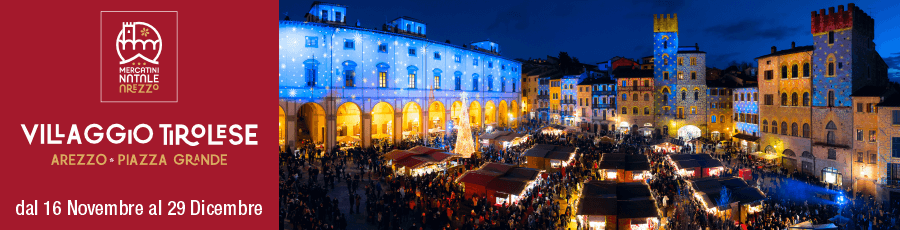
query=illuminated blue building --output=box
[652,14,708,140]
[733,85,759,149]
[278,2,522,150]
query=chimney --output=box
[791,41,795,49]
[771,46,776,54]
[695,43,699,50]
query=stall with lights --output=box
[381,146,460,177]
[687,177,766,224]
[479,131,529,150]
[651,141,682,153]
[597,153,652,182]
[456,162,543,206]
[540,124,568,135]
[521,144,577,172]
[575,181,661,230]
[667,154,724,178]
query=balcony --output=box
[623,86,653,91]
[883,179,900,189]
[561,99,576,104]
[593,91,616,96]
[538,95,550,100]
[592,103,615,109]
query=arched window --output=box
[681,90,686,100]
[762,120,768,133]
[711,115,717,123]
[663,41,667,49]
[304,59,321,87]
[791,64,798,79]
[487,75,494,91]
[694,91,699,100]
[633,107,639,114]
[633,93,639,101]
[791,123,798,136]
[781,121,787,135]
[342,60,357,87]
[827,57,836,76]
[407,66,418,89]
[432,69,442,89]
[622,107,628,114]
[501,77,506,92]
[827,90,835,107]
[803,123,810,138]
[644,93,650,101]
[803,63,810,77]
[662,88,669,104]
[472,74,479,91]
[826,121,837,144]
[791,93,798,106]
[772,121,778,134]
[454,71,462,90]
[781,93,788,106]
[803,92,810,106]
[781,65,788,79]
[622,93,628,101]
[644,107,650,115]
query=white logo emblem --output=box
[116,22,162,64]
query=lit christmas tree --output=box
[455,92,475,158]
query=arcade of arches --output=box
[279,99,522,151]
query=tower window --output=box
[663,72,669,80]
[828,31,834,44]
[691,72,696,80]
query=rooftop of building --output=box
[612,66,653,79]
[688,177,766,209]
[755,45,814,59]
[578,77,616,85]
[668,154,723,169]
[392,16,426,24]
[597,153,651,171]
[577,181,659,218]
[521,144,576,160]
[850,85,890,97]
[877,94,900,107]
[456,163,542,195]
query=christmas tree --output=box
[455,92,475,158]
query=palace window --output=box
[344,70,355,87]
[764,70,773,80]
[828,31,835,44]
[711,115,717,123]
[622,107,627,114]
[454,72,462,90]
[691,72,696,80]
[378,44,387,53]
[690,57,697,66]
[488,62,493,68]
[803,63,810,77]
[472,74,479,91]
[826,121,836,144]
[487,75,494,91]
[501,77,506,92]
[633,107,638,115]
[791,93,798,106]
[473,58,478,66]
[644,107,650,115]
[433,69,442,89]
[693,91,699,100]
[343,39,355,49]
[791,123,798,136]
[869,130,877,142]
[678,57,683,66]
[644,93,650,101]
[305,36,318,48]
[454,55,461,63]
[408,48,416,56]
[771,121,777,134]
[663,72,669,80]
[678,71,684,80]
[681,91,686,100]
[434,52,441,60]
[762,120,768,133]
[781,93,787,106]
[857,129,864,141]
[828,90,835,107]
[781,65,788,79]
[803,123,810,138]
[378,71,388,88]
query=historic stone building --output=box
[615,67,655,134]
[810,4,888,188]
[652,14,708,139]
[875,96,900,209]
[756,44,814,174]
[279,2,521,151]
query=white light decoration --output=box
[454,92,475,158]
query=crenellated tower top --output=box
[653,14,678,33]
[810,3,874,37]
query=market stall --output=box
[381,146,460,177]
[575,181,661,230]
[456,162,543,205]
[521,144,577,172]
[687,177,766,224]
[479,131,529,149]
[597,153,652,182]
[667,154,724,178]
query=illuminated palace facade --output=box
[278,2,522,150]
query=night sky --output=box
[280,0,900,79]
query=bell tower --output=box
[653,14,679,131]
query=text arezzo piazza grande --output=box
[21,124,258,146]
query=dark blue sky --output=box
[280,0,900,78]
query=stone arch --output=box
[371,102,395,140]
[510,100,519,128]
[428,101,446,132]
[297,102,326,144]
[336,102,362,144]
[402,102,423,138]
[279,106,286,150]
[469,100,483,128]
[450,100,463,126]
[498,100,509,128]
[484,100,497,127]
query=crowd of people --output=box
[280,119,898,230]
